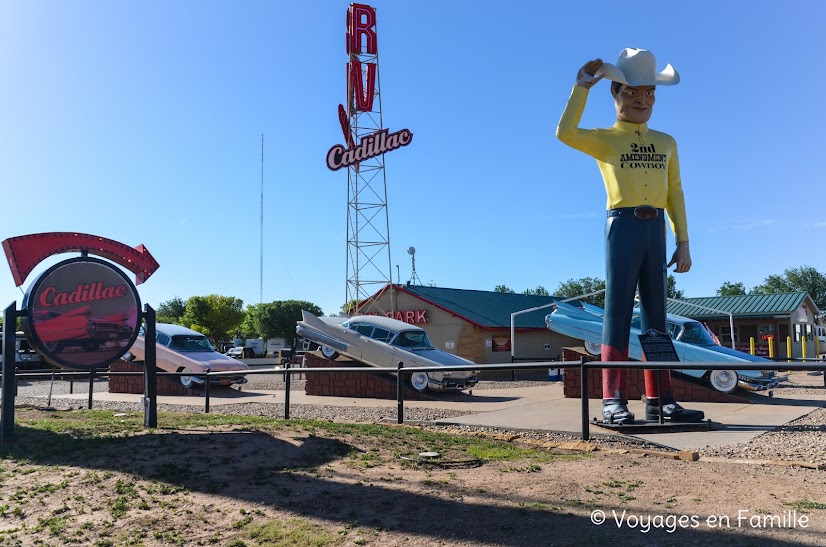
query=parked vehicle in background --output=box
[226,338,265,358]
[544,300,778,394]
[127,323,249,388]
[296,311,479,393]
[266,338,289,356]
[225,347,246,359]
[0,331,45,369]
[243,338,265,357]
[274,348,294,365]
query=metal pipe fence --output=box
[4,358,825,441]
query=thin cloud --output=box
[705,218,780,232]
[522,212,600,221]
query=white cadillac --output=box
[297,311,479,393]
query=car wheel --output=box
[708,370,738,394]
[320,346,339,360]
[583,340,602,357]
[43,341,63,353]
[409,372,429,393]
[180,368,196,389]
[82,341,100,352]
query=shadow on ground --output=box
[0,419,815,546]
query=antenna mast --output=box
[407,246,422,285]
[260,134,264,305]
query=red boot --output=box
[602,346,634,424]
[643,369,704,422]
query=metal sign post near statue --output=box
[1,233,160,441]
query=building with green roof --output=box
[667,292,821,358]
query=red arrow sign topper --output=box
[2,233,160,287]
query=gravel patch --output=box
[701,371,826,465]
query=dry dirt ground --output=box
[2,407,826,547]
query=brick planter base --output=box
[304,353,431,400]
[561,347,748,403]
[109,361,198,396]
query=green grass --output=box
[782,500,826,510]
[109,496,130,519]
[3,410,591,472]
[34,515,67,535]
[0,410,287,461]
[244,517,338,546]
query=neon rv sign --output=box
[326,3,412,171]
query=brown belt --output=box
[607,206,661,220]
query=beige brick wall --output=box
[457,323,487,363]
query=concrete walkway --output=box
[431,385,826,451]
[49,380,826,453]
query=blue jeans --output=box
[602,207,669,401]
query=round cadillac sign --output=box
[22,257,141,369]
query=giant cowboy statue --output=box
[556,48,705,424]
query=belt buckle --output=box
[634,206,657,220]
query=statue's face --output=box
[613,84,656,124]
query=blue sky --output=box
[1,1,824,317]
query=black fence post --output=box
[396,361,404,424]
[87,367,96,410]
[657,370,664,425]
[284,361,291,420]
[143,305,157,428]
[580,357,589,441]
[1,303,18,442]
[204,371,211,414]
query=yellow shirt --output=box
[556,85,689,242]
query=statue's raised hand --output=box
[576,59,604,89]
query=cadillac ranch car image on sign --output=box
[21,257,141,369]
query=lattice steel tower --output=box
[343,4,393,314]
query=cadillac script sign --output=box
[328,3,412,171]
[22,257,141,369]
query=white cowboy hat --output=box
[596,48,679,86]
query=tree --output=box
[494,285,515,294]
[156,296,186,324]
[180,295,245,345]
[751,265,826,311]
[554,276,681,307]
[238,309,259,339]
[246,300,324,348]
[554,277,606,308]
[717,281,747,297]
[523,286,550,296]
[0,315,22,332]
[667,274,684,299]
